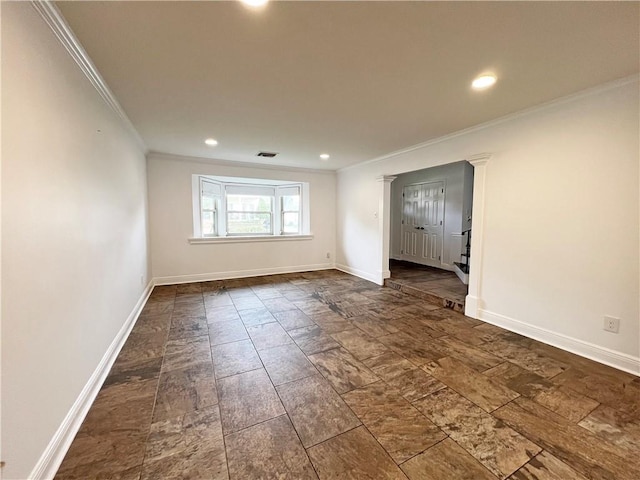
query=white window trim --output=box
[200,178,221,237]
[188,234,314,244]
[277,185,301,235]
[192,175,310,240]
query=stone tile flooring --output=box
[386,260,469,311]
[55,270,640,480]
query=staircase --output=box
[453,229,471,285]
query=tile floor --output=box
[386,260,468,311]
[55,270,639,480]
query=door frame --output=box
[377,153,490,319]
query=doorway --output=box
[386,161,475,310]
[378,154,490,317]
[400,181,444,268]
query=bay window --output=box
[192,175,308,239]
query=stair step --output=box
[384,278,465,312]
[454,262,469,274]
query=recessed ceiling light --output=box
[471,74,497,90]
[320,153,330,160]
[240,0,268,7]
[204,138,218,146]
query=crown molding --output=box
[467,153,492,167]
[339,73,639,173]
[31,0,147,153]
[376,175,397,183]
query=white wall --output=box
[147,153,336,282]
[390,161,473,267]
[1,4,149,478]
[337,78,639,372]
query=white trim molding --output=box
[377,175,397,286]
[154,263,334,285]
[335,263,381,285]
[479,309,640,376]
[30,0,146,152]
[464,153,491,318]
[465,296,483,317]
[29,282,154,480]
[188,234,314,245]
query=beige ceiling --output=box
[56,1,639,170]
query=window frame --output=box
[199,178,221,238]
[277,185,302,235]
[225,186,275,236]
[192,176,306,239]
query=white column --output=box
[465,153,491,318]
[377,175,397,285]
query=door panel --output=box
[430,233,439,261]
[421,233,430,259]
[401,181,444,267]
[401,185,421,263]
[404,231,417,256]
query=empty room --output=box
[2,1,639,479]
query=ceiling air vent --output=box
[257,151,278,158]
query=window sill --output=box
[188,234,314,245]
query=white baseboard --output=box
[453,263,469,285]
[153,263,334,286]
[29,282,154,480]
[334,263,382,285]
[464,295,481,317]
[478,308,640,376]
[392,256,454,273]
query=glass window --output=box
[226,194,273,235]
[201,179,220,237]
[194,176,307,238]
[279,187,301,234]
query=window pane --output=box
[227,212,271,234]
[282,212,300,233]
[282,194,300,211]
[202,195,215,210]
[202,211,215,235]
[227,194,272,212]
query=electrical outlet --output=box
[326,252,331,259]
[603,316,620,333]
